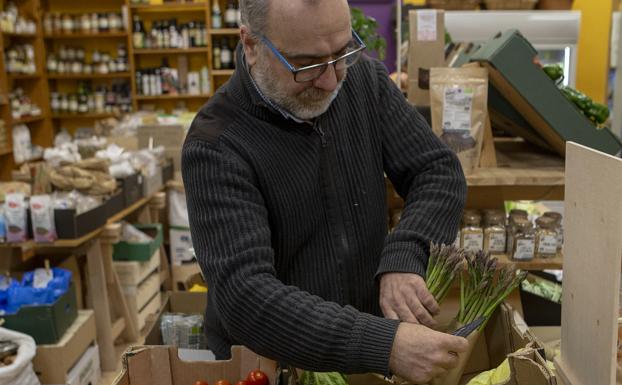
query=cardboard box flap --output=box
[120,345,277,385]
[507,347,554,385]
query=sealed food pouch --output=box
[430,67,489,175]
[5,193,27,243]
[30,194,57,243]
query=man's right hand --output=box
[389,322,469,384]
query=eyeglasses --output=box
[259,29,366,83]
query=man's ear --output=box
[240,25,259,67]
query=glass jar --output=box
[98,13,109,32]
[543,211,563,252]
[68,94,78,113]
[80,14,91,33]
[53,13,63,33]
[511,218,535,261]
[46,54,58,73]
[506,210,528,254]
[535,216,558,258]
[60,95,69,112]
[50,93,60,113]
[44,14,53,33]
[109,13,121,31]
[461,212,483,253]
[483,212,506,254]
[62,13,73,33]
[90,13,98,33]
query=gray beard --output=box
[251,53,345,120]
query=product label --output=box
[537,234,557,255]
[221,49,232,65]
[513,239,535,260]
[463,232,483,252]
[556,229,563,250]
[442,87,473,132]
[487,232,506,253]
[417,10,437,41]
[225,9,237,24]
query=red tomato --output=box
[236,382,249,385]
[215,381,231,385]
[194,381,209,385]
[247,370,269,385]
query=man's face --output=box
[250,0,352,120]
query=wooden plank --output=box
[555,142,622,385]
[85,239,116,372]
[47,72,131,79]
[111,317,126,341]
[133,48,209,55]
[478,114,497,168]
[496,253,563,270]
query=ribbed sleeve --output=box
[183,139,399,374]
[375,62,467,279]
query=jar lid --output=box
[536,216,556,229]
[509,209,528,218]
[484,212,505,225]
[463,212,481,226]
[543,211,562,222]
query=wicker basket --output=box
[484,0,538,9]
[427,0,481,10]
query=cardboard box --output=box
[117,173,144,208]
[407,9,445,106]
[55,200,110,239]
[114,249,161,287]
[113,345,277,385]
[33,310,97,384]
[66,344,101,385]
[3,283,78,344]
[145,291,207,345]
[142,167,163,197]
[137,124,186,149]
[172,263,201,291]
[113,224,163,262]
[170,227,194,266]
[470,29,622,156]
[107,135,139,152]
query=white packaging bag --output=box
[0,327,40,385]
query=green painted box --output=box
[113,223,163,261]
[2,283,78,344]
[470,29,622,156]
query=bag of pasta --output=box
[430,67,489,175]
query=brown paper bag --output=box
[430,67,489,175]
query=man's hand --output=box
[379,272,440,327]
[389,322,469,384]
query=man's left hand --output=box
[379,273,440,328]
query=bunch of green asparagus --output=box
[426,243,466,304]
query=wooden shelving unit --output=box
[10,114,45,125]
[47,72,132,79]
[209,28,238,35]
[129,2,207,12]
[212,69,234,76]
[135,93,210,100]
[7,72,42,80]
[44,31,127,39]
[133,47,209,54]
[52,113,121,119]
[3,31,37,38]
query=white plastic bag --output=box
[0,327,40,385]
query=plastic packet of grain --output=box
[430,67,488,175]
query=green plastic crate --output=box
[2,283,78,344]
[470,29,622,156]
[113,223,163,261]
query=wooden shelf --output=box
[44,31,127,39]
[133,47,208,55]
[497,252,563,270]
[130,2,207,12]
[10,114,44,125]
[47,72,131,79]
[212,69,234,76]
[52,113,120,119]
[2,31,37,38]
[136,93,210,100]
[209,28,239,35]
[0,148,12,156]
[7,72,41,80]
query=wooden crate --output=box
[553,142,622,385]
[138,291,162,332]
[114,249,161,286]
[484,0,538,9]
[121,272,162,333]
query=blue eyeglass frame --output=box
[259,29,367,83]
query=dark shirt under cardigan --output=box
[181,49,467,375]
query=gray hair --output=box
[240,0,323,36]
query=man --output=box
[182,0,468,383]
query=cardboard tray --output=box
[113,224,163,262]
[55,191,123,239]
[2,283,78,344]
[113,345,277,385]
[33,310,97,384]
[470,29,622,156]
[117,173,144,208]
[145,291,207,345]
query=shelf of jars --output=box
[134,48,209,54]
[47,73,132,79]
[42,12,126,39]
[43,32,128,39]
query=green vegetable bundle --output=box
[543,64,610,126]
[426,243,466,305]
[458,251,528,325]
[297,371,349,385]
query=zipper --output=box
[314,119,351,303]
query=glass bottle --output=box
[50,93,60,113]
[81,13,91,33]
[224,0,237,29]
[213,40,221,70]
[132,16,144,49]
[62,14,73,33]
[543,211,563,252]
[511,218,535,261]
[221,38,232,69]
[461,212,483,253]
[535,216,558,259]
[68,94,78,113]
[483,212,506,254]
[211,1,222,29]
[44,14,53,34]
